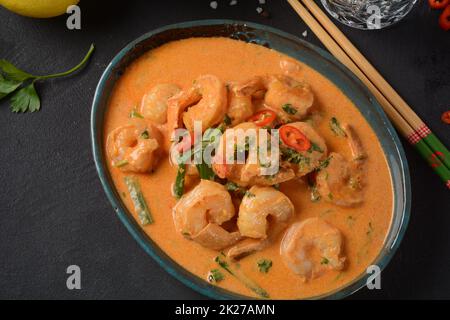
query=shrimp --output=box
[227,222,287,260]
[315,124,366,207]
[140,83,181,124]
[172,180,240,250]
[192,223,241,251]
[227,83,255,126]
[280,122,328,177]
[212,122,295,187]
[236,74,314,121]
[280,217,345,280]
[106,122,163,173]
[237,186,295,239]
[279,58,302,76]
[167,75,227,135]
[212,122,258,181]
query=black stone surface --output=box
[0,0,449,299]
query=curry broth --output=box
[103,37,393,299]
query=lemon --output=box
[0,0,79,18]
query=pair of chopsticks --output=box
[287,0,450,189]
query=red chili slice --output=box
[248,109,277,127]
[439,5,450,31]
[442,111,450,124]
[429,0,449,9]
[280,125,311,152]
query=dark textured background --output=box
[0,0,449,300]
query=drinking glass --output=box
[320,0,418,30]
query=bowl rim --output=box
[91,19,411,300]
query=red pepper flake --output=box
[439,5,450,31]
[441,111,450,124]
[248,109,277,127]
[428,0,449,9]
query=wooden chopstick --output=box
[300,0,450,171]
[287,0,450,188]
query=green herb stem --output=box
[35,44,95,80]
[215,255,269,299]
[124,176,153,225]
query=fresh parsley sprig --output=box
[0,44,95,113]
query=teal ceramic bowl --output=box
[91,20,411,299]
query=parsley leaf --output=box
[282,103,297,115]
[0,59,34,81]
[225,181,248,197]
[173,163,186,199]
[330,117,347,137]
[207,269,224,283]
[223,114,232,126]
[257,259,272,273]
[310,184,321,202]
[0,44,95,113]
[281,147,310,167]
[308,142,323,153]
[225,181,240,192]
[10,83,40,113]
[130,109,144,119]
[244,191,256,198]
[317,156,332,170]
[0,74,22,99]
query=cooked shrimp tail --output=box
[280,218,345,280]
[343,124,366,161]
[173,180,240,250]
[237,186,294,239]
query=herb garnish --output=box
[321,257,330,265]
[282,103,297,115]
[224,114,232,126]
[173,163,186,199]
[308,142,323,153]
[225,181,248,197]
[114,159,129,168]
[0,44,95,113]
[207,269,224,283]
[330,117,347,137]
[215,254,269,298]
[257,259,272,273]
[310,184,321,202]
[317,156,332,170]
[140,130,149,139]
[281,147,310,167]
[130,109,144,119]
[217,114,232,132]
[245,191,256,198]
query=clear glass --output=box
[321,0,418,30]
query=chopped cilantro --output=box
[282,103,297,115]
[257,259,273,273]
[207,269,224,283]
